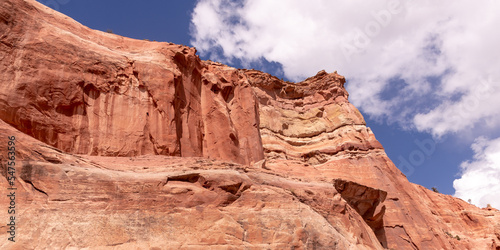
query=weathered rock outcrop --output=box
[0,119,389,249]
[0,0,263,165]
[1,0,500,249]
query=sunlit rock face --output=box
[1,0,500,249]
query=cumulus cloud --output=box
[454,137,500,209]
[190,0,500,135]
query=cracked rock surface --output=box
[1,0,500,249]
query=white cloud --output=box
[190,0,500,136]
[454,137,500,209]
[414,76,500,137]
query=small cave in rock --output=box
[83,83,101,100]
[334,179,388,248]
[221,86,234,102]
[229,133,239,146]
[210,84,220,94]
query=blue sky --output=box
[38,0,500,208]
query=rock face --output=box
[0,0,263,165]
[0,0,499,249]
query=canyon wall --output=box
[0,0,499,249]
[0,0,263,165]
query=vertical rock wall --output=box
[0,0,264,164]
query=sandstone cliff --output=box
[1,0,499,249]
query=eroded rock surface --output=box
[0,0,263,165]
[1,0,500,249]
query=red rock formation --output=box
[1,0,499,249]
[0,0,263,165]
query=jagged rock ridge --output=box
[1,0,499,249]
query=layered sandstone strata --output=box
[1,0,499,249]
